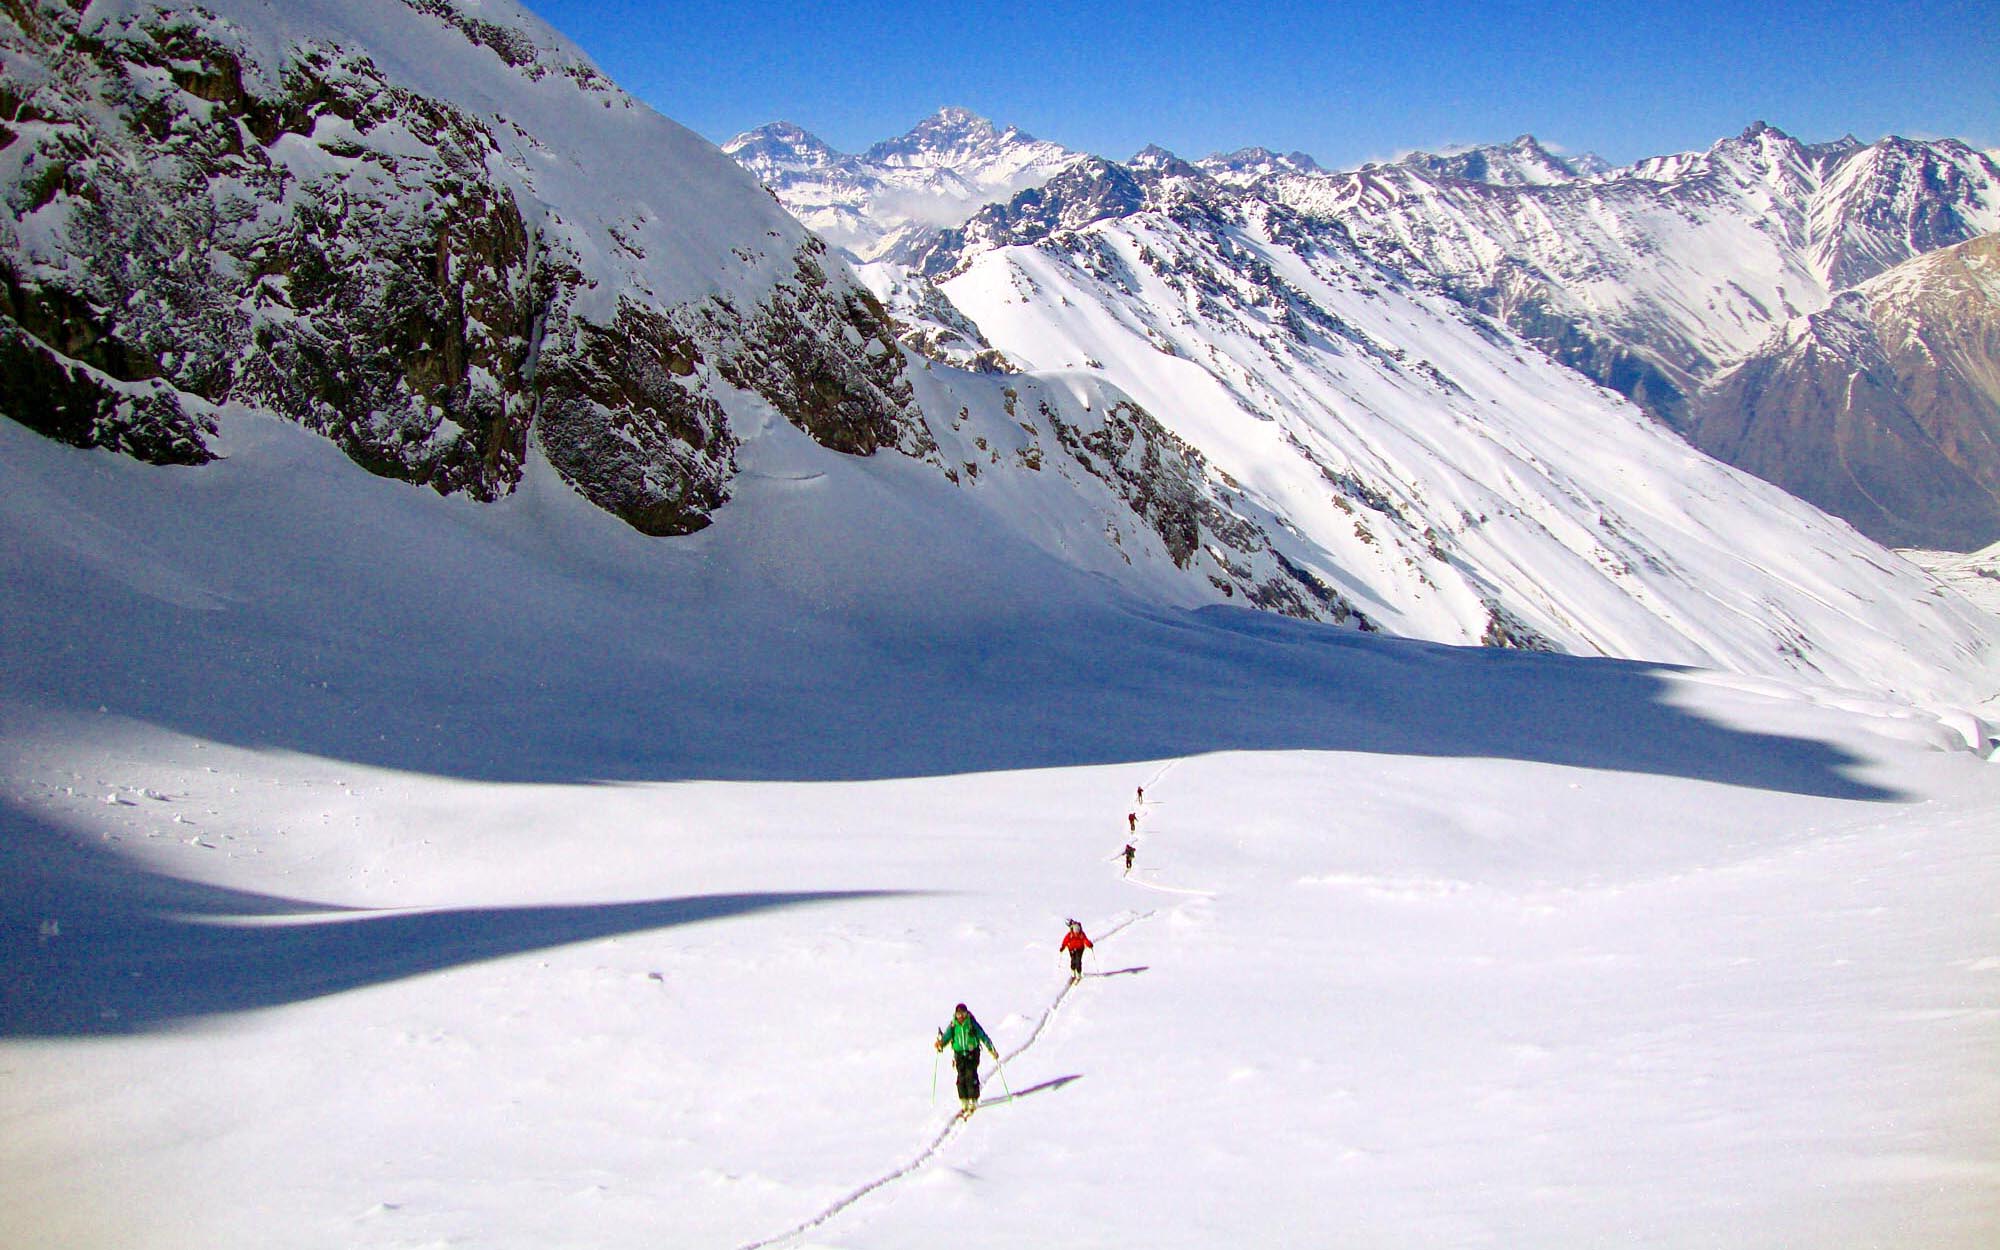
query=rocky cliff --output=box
[0,0,925,535]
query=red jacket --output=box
[1060,930,1093,952]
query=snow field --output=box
[828,751,2000,1249]
[9,710,1997,1248]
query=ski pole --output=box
[932,1038,942,1104]
[993,1053,1012,1098]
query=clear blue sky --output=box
[520,1,1998,167]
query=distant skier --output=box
[1127,810,1137,833]
[1060,919,1094,982]
[936,1002,999,1116]
[1122,843,1136,873]
[1136,785,1144,804]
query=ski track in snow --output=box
[735,774,1179,1249]
[1121,875,1216,898]
[733,910,1155,1250]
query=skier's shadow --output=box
[1085,965,1149,978]
[983,1073,1083,1106]
[0,801,920,1038]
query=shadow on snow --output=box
[3,584,1899,801]
[0,802,918,1038]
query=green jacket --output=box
[938,1014,995,1056]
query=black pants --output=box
[1069,949,1085,975]
[953,1048,981,1101]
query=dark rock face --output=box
[0,2,922,535]
[0,311,213,464]
[1034,393,1372,627]
[703,243,929,461]
[535,301,733,537]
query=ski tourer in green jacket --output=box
[936,1003,997,1057]
[936,1003,999,1114]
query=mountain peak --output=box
[722,120,842,165]
[1197,146,1322,179]
[1131,144,1203,177]
[863,107,1032,167]
[1734,120,1803,149]
[925,105,991,132]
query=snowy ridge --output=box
[1377,134,1601,187]
[175,0,810,313]
[1263,123,2000,400]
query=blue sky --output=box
[521,1,1998,167]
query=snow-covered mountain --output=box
[741,114,2000,548]
[5,1,1999,707]
[722,108,1080,260]
[1194,145,1324,182]
[1371,135,1607,187]
[1259,124,2000,399]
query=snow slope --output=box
[5,393,2000,1249]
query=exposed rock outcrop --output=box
[0,0,924,534]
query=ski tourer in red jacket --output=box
[1060,920,1093,980]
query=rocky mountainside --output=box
[722,108,1079,260]
[0,2,1362,623]
[0,0,931,535]
[1693,233,2000,547]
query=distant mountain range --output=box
[738,112,2000,550]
